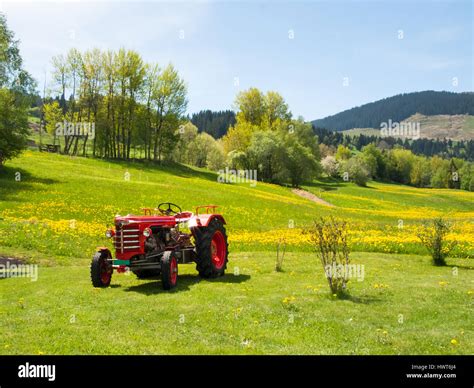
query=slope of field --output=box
[0,151,473,355]
[0,151,473,264]
[342,114,474,141]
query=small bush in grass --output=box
[307,216,351,296]
[275,239,286,272]
[417,218,456,266]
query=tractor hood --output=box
[114,215,176,227]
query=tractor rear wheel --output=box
[161,251,178,290]
[91,250,112,288]
[193,218,228,278]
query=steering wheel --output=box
[157,202,182,216]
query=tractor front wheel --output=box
[193,219,228,278]
[161,251,178,290]
[91,250,113,288]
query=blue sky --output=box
[2,0,473,120]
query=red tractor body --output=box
[90,203,228,290]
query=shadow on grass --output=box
[344,295,383,304]
[305,178,345,191]
[306,177,380,191]
[101,158,218,183]
[123,273,251,295]
[0,166,59,201]
[447,264,474,270]
[329,292,383,304]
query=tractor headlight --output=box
[143,228,152,237]
[105,229,115,238]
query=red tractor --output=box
[90,203,228,290]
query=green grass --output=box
[0,150,473,355]
[0,251,472,355]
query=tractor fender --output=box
[95,247,112,257]
[188,214,226,228]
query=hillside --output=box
[343,113,474,140]
[0,151,473,264]
[312,91,474,132]
[0,151,473,355]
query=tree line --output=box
[44,48,187,161]
[320,143,474,191]
[314,126,474,161]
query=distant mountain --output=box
[312,91,474,131]
[342,113,474,141]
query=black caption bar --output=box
[0,356,472,386]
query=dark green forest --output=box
[312,91,474,131]
[189,110,236,138]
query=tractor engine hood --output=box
[114,215,177,227]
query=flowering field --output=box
[0,151,473,355]
[0,151,473,264]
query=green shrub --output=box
[308,217,351,296]
[339,156,370,186]
[417,218,456,266]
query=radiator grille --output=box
[114,226,140,253]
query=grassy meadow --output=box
[0,150,473,354]
[1,252,473,355]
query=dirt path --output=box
[292,188,335,207]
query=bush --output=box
[0,89,30,166]
[417,218,456,266]
[361,143,386,179]
[308,216,351,296]
[206,141,226,171]
[187,132,217,168]
[284,136,320,187]
[429,157,450,188]
[335,145,351,161]
[339,156,370,186]
[246,130,288,183]
[386,148,415,184]
[321,155,338,177]
[410,156,432,187]
[459,163,474,191]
